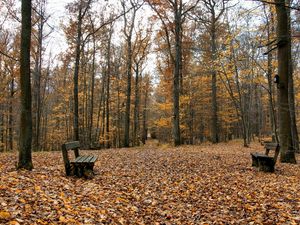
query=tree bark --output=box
[88,27,96,147]
[211,18,219,143]
[275,0,296,163]
[133,63,140,146]
[8,77,14,151]
[265,7,278,142]
[106,29,112,149]
[123,1,137,148]
[73,3,83,142]
[287,2,299,152]
[142,78,149,145]
[173,2,182,146]
[18,0,33,170]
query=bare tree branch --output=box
[250,0,300,11]
[0,50,19,61]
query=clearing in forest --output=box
[0,141,300,224]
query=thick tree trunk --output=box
[275,0,296,163]
[73,5,82,141]
[173,6,182,146]
[287,4,299,152]
[123,3,137,148]
[124,40,132,147]
[73,4,83,142]
[288,65,299,151]
[18,0,33,170]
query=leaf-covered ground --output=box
[0,141,300,224]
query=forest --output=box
[0,0,299,155]
[0,0,300,223]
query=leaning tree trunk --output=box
[18,0,33,170]
[275,0,296,163]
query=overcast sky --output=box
[44,0,73,57]
[43,0,259,69]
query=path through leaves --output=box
[0,141,300,224]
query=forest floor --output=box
[0,140,300,224]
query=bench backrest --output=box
[62,141,80,157]
[265,142,278,150]
[264,142,280,164]
[61,141,80,176]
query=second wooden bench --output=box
[251,142,280,172]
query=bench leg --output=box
[251,155,259,167]
[258,160,275,172]
[69,163,95,178]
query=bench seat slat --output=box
[75,155,90,163]
[251,152,265,157]
[88,155,97,163]
[72,155,97,164]
[84,155,94,163]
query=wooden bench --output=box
[251,142,280,172]
[61,141,97,178]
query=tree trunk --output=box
[275,0,296,163]
[0,109,3,152]
[123,3,137,148]
[124,44,132,147]
[133,63,140,146]
[18,0,33,170]
[106,33,112,149]
[287,2,299,152]
[95,70,106,145]
[8,78,14,151]
[88,31,96,147]
[32,1,46,152]
[265,7,278,143]
[142,78,149,145]
[73,3,83,142]
[211,17,219,144]
[173,5,182,146]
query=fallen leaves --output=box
[0,210,11,220]
[0,141,299,224]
